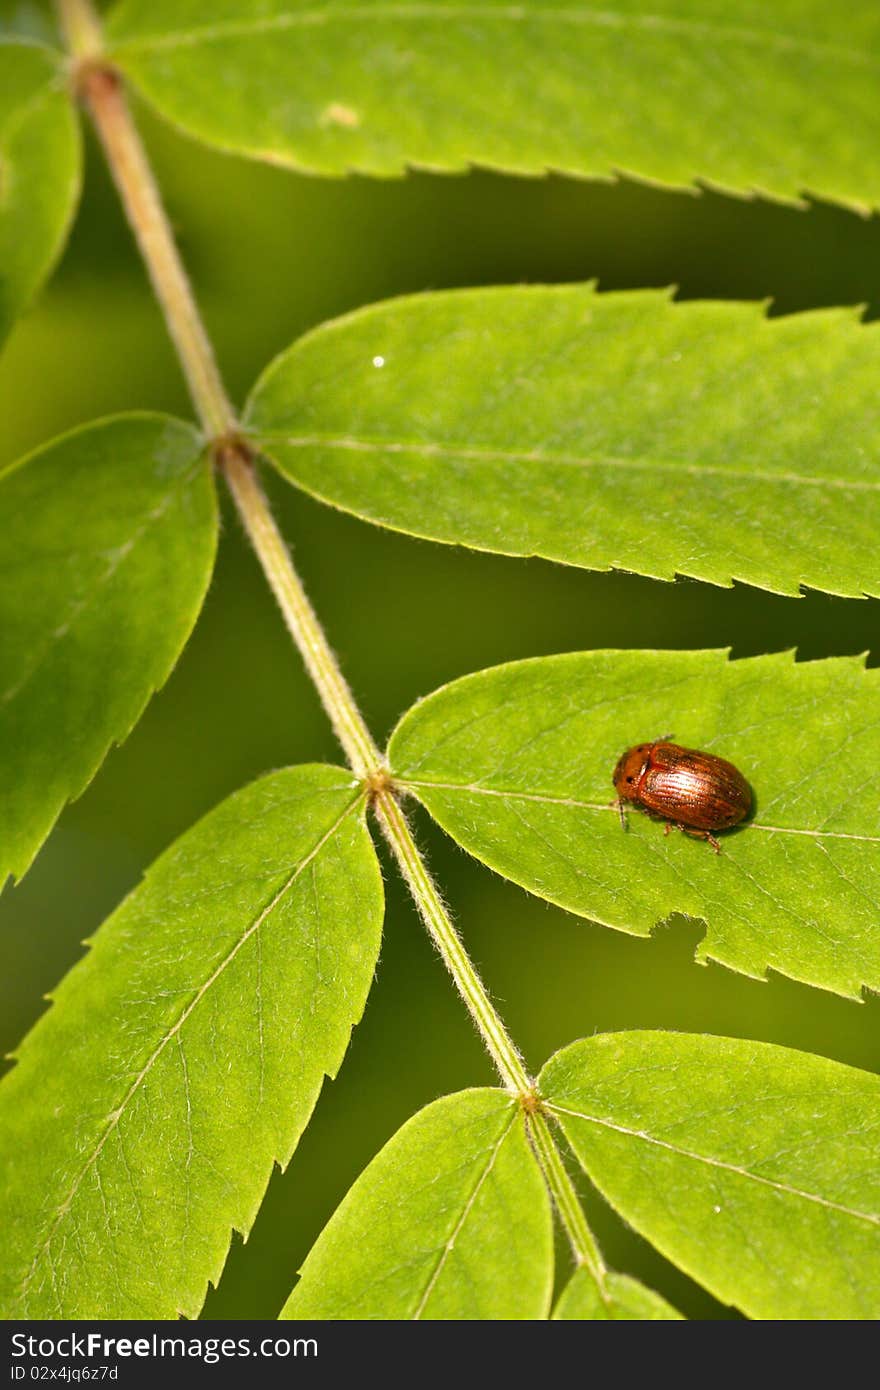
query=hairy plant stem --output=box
[57,0,603,1271]
[220,454,530,1090]
[55,0,102,57]
[67,52,235,439]
[372,786,531,1094]
[221,447,382,779]
[528,1111,607,1289]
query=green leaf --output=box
[0,765,383,1318]
[541,1032,880,1320]
[389,648,880,1000]
[553,1268,683,1320]
[0,414,218,885]
[108,2,880,207]
[248,286,880,599]
[0,41,81,348]
[280,1090,553,1320]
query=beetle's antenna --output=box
[616,798,627,831]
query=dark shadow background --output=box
[2,16,880,1319]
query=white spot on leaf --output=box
[321,103,360,129]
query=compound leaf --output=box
[280,1089,553,1320]
[542,1032,880,1320]
[0,765,383,1318]
[389,648,880,1000]
[249,286,880,599]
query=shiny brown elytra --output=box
[613,740,752,852]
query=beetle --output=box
[612,739,751,852]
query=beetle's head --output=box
[613,744,652,800]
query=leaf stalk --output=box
[56,0,102,58]
[221,444,383,779]
[527,1109,607,1289]
[373,785,532,1095]
[63,26,235,439]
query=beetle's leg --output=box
[664,821,673,837]
[673,823,722,854]
[680,825,722,853]
[692,827,721,854]
[615,798,628,831]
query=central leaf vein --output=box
[411,1108,516,1319]
[399,779,880,844]
[259,434,880,496]
[548,1102,880,1225]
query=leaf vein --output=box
[0,457,203,710]
[17,789,364,1304]
[547,1102,880,1226]
[256,433,880,496]
[411,1109,516,1319]
[400,779,880,843]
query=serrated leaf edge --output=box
[107,10,878,211]
[1,413,216,885]
[388,648,880,1001]
[12,782,371,1319]
[247,288,876,598]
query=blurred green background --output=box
[3,2,880,1323]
